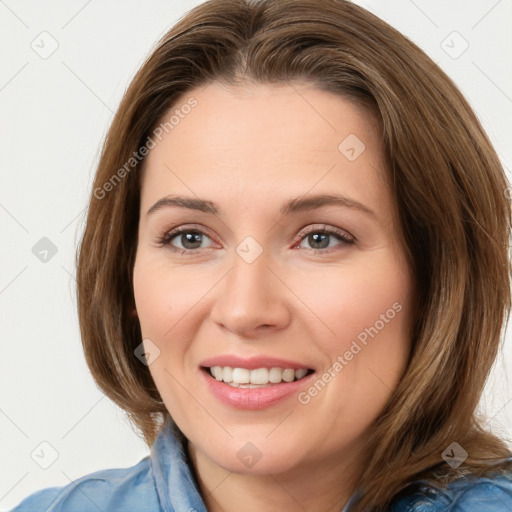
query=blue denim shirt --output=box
[11,417,512,511]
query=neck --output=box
[187,442,364,512]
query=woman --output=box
[11,0,512,510]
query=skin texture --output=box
[133,81,416,512]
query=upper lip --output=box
[200,355,313,371]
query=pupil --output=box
[182,232,202,249]
[309,233,329,249]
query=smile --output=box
[200,362,316,409]
[206,366,313,387]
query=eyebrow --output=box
[146,193,375,218]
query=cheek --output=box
[291,263,412,433]
[133,256,202,339]
[292,255,413,392]
[132,257,197,413]
[133,266,172,338]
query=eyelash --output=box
[156,224,355,255]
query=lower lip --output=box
[201,369,315,410]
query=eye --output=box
[294,224,355,253]
[156,224,215,254]
[157,223,355,255]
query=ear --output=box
[131,307,138,318]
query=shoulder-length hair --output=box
[76,0,512,510]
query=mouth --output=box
[202,365,315,388]
[199,355,317,409]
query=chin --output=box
[194,432,309,476]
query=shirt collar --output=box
[150,415,359,512]
[150,416,208,512]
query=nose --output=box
[209,248,291,339]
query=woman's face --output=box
[133,81,415,476]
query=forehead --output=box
[140,81,389,211]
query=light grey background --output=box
[1,0,511,509]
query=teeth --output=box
[208,366,310,385]
[232,368,250,384]
[222,366,233,383]
[282,369,295,382]
[295,368,308,380]
[250,368,269,384]
[269,367,282,383]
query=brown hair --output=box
[75,0,512,509]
